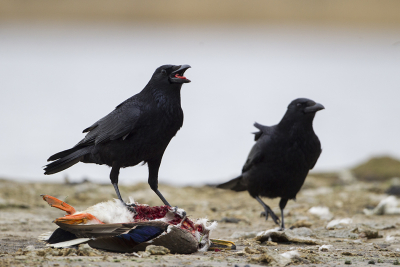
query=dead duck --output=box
[39,195,235,254]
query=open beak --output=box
[170,64,191,83]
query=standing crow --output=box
[217,98,324,229]
[44,64,191,208]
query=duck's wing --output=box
[56,221,168,239]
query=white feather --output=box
[76,199,136,224]
[46,238,91,248]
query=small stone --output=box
[368,260,376,264]
[145,245,170,255]
[249,254,273,264]
[342,251,357,256]
[345,260,352,264]
[263,241,278,246]
[319,245,332,252]
[62,248,76,256]
[36,250,46,256]
[362,230,382,239]
[77,243,100,256]
[235,250,246,256]
[244,247,258,254]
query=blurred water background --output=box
[0,1,399,185]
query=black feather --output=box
[47,228,78,244]
[216,176,247,192]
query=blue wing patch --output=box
[117,226,165,244]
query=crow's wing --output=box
[77,99,142,146]
[242,137,270,173]
[252,122,273,141]
[243,123,274,172]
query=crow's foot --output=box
[121,201,136,213]
[171,206,187,218]
[260,210,280,225]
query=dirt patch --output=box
[1,177,400,266]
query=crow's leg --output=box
[148,158,171,206]
[255,196,280,225]
[148,158,186,217]
[279,198,288,230]
[110,163,135,211]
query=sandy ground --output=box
[1,175,400,266]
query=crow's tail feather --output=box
[47,147,83,161]
[216,175,247,192]
[44,147,92,175]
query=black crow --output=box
[217,98,324,229]
[44,64,191,208]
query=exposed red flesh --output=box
[134,205,196,233]
[175,74,187,79]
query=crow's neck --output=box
[145,85,182,109]
[278,114,315,135]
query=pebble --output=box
[145,245,170,255]
[342,251,357,256]
[319,245,333,252]
[244,247,259,254]
[362,229,382,239]
[263,241,278,246]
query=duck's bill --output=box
[209,239,236,250]
[54,213,104,225]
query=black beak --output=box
[304,102,325,113]
[171,65,191,75]
[169,64,191,84]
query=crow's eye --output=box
[297,103,302,107]
[161,69,167,75]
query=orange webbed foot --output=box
[41,194,76,215]
[54,213,104,225]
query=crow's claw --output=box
[260,209,280,225]
[124,202,136,213]
[171,206,186,218]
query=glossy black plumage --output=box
[217,98,324,229]
[44,65,191,207]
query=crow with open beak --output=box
[44,65,191,210]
